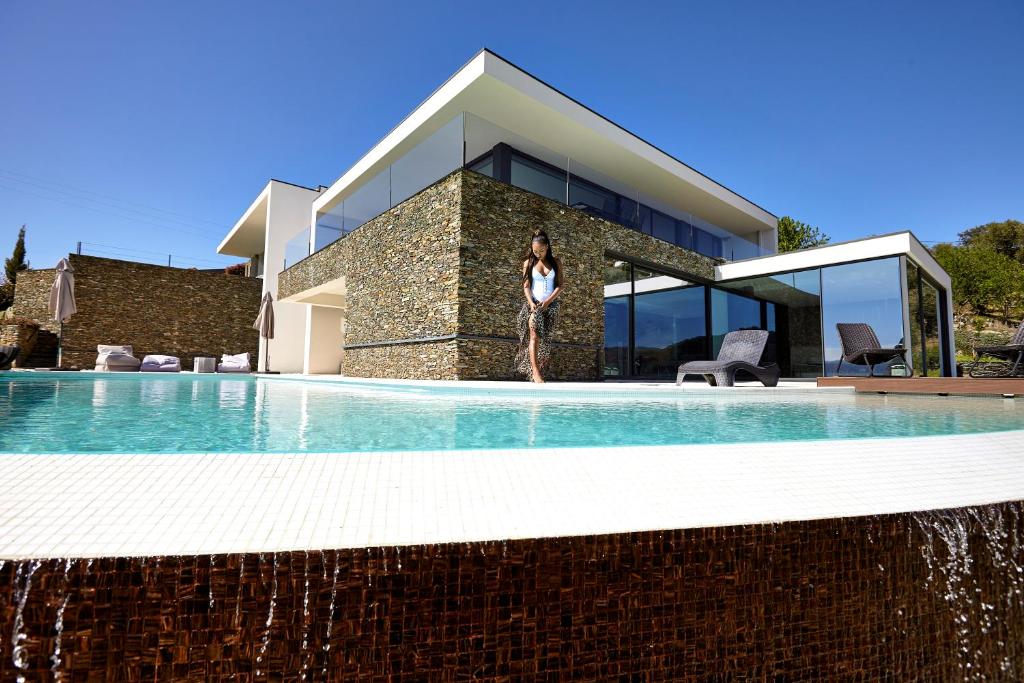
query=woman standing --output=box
[515,229,564,383]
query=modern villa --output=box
[218,49,955,381]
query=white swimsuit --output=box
[531,265,556,303]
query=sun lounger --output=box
[217,352,251,374]
[140,354,182,373]
[968,320,1024,378]
[835,323,911,377]
[0,344,19,370]
[676,329,780,387]
[94,344,141,372]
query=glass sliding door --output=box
[603,258,632,378]
[821,257,906,376]
[921,279,944,375]
[633,271,707,378]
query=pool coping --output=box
[2,429,1024,560]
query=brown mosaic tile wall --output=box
[12,255,262,369]
[3,503,1024,681]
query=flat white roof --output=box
[715,231,952,289]
[312,49,776,238]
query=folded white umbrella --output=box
[48,258,77,368]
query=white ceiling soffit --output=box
[715,232,952,290]
[217,186,271,257]
[313,50,775,235]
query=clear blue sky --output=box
[2,1,1021,270]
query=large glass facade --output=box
[603,259,631,378]
[611,254,948,379]
[820,258,905,376]
[633,268,707,377]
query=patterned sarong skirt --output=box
[514,299,560,376]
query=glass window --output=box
[510,154,566,204]
[711,289,763,358]
[821,257,905,376]
[906,260,924,373]
[921,279,943,375]
[716,269,822,378]
[634,280,707,378]
[603,257,631,378]
[694,227,723,259]
[468,155,493,177]
[569,177,617,221]
[391,114,464,206]
[651,211,677,245]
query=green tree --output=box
[0,225,29,312]
[958,219,1024,264]
[776,216,829,253]
[932,242,1024,323]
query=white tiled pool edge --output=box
[2,430,1023,560]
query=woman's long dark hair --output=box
[522,229,559,286]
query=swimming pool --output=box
[2,374,1022,454]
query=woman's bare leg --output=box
[528,317,544,383]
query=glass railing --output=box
[300,109,773,266]
[283,227,311,270]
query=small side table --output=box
[193,357,217,373]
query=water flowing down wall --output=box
[2,503,1023,680]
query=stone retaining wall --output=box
[2,503,1023,680]
[12,255,261,369]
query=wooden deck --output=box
[816,376,1024,397]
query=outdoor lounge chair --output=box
[217,352,251,374]
[94,344,142,372]
[968,320,1024,378]
[835,323,911,377]
[140,354,182,373]
[676,329,780,387]
[0,344,19,370]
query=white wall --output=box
[260,182,320,373]
[303,305,344,374]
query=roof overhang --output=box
[278,275,346,308]
[715,232,951,290]
[312,49,776,237]
[217,184,271,257]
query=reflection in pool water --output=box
[0,375,1022,454]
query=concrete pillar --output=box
[303,305,344,374]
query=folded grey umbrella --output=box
[253,292,275,373]
[253,292,274,340]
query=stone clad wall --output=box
[275,170,722,380]
[456,171,718,380]
[13,255,261,369]
[9,268,57,334]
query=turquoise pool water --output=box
[1,374,1022,454]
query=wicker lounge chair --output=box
[0,344,19,370]
[968,320,1024,378]
[835,323,911,377]
[676,329,780,387]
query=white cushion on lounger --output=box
[140,355,181,372]
[95,345,141,372]
[217,352,251,373]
